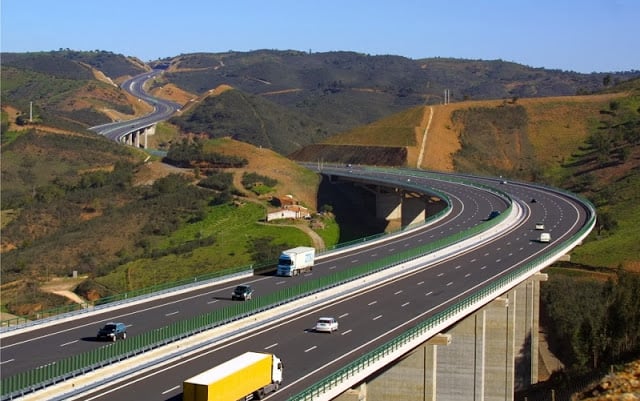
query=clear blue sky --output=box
[2,0,639,73]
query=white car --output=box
[314,317,338,333]
[539,233,551,243]
[535,222,545,230]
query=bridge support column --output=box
[142,125,155,149]
[337,277,546,401]
[401,192,427,228]
[375,191,402,222]
[513,272,547,388]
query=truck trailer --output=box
[183,352,283,401]
[276,246,315,276]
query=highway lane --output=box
[89,70,181,142]
[0,173,509,377]
[66,173,591,401]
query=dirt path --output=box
[416,106,434,168]
[40,277,89,306]
[292,224,325,250]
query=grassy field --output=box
[96,202,313,292]
[324,105,424,147]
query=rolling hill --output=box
[154,50,639,155]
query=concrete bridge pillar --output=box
[336,276,546,401]
[401,192,427,227]
[143,124,156,148]
[120,125,155,149]
[375,191,402,221]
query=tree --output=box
[321,204,333,214]
[15,114,28,126]
[596,212,618,235]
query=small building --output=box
[266,204,311,222]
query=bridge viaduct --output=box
[120,124,156,148]
[323,172,550,401]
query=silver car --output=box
[314,317,338,333]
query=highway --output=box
[89,70,181,142]
[69,170,590,401]
[0,167,593,401]
[0,171,506,376]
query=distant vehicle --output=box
[277,247,315,276]
[535,222,545,230]
[231,284,253,301]
[539,232,551,243]
[531,198,537,203]
[96,322,127,342]
[315,317,339,333]
[488,210,501,220]
[183,352,283,401]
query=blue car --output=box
[488,210,501,220]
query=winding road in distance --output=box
[89,70,181,142]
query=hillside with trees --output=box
[153,50,639,153]
[1,50,149,131]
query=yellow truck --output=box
[183,352,283,401]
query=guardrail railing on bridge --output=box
[287,182,597,401]
[1,188,510,400]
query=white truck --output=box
[183,352,283,401]
[276,246,315,276]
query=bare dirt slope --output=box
[417,94,625,173]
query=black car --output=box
[488,210,501,220]
[231,285,254,301]
[97,322,127,341]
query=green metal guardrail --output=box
[1,206,509,398]
[287,189,597,401]
[0,264,254,328]
[0,168,513,399]
[0,176,451,330]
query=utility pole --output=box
[443,89,451,105]
[30,101,33,122]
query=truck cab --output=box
[276,246,315,276]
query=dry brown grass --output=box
[521,94,625,166]
[135,135,322,211]
[204,137,320,210]
[414,93,626,172]
[150,83,196,106]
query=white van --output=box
[539,233,551,243]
